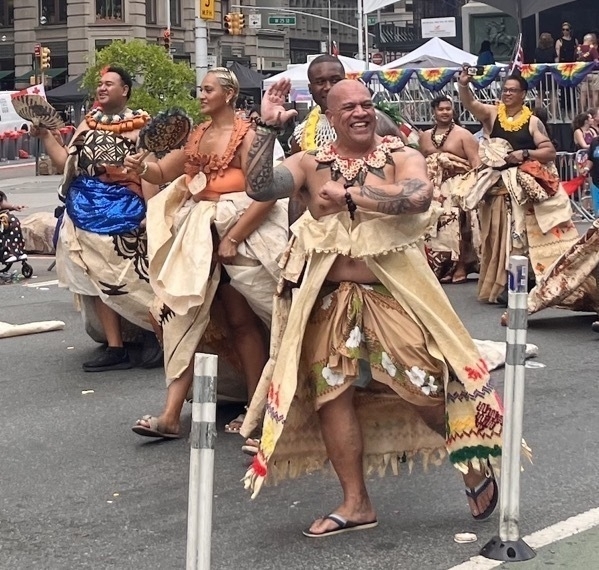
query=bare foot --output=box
[463,465,496,518]
[307,498,376,535]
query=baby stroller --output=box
[0,210,33,278]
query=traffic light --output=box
[40,47,51,70]
[237,14,245,33]
[224,13,234,35]
[163,29,171,51]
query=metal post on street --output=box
[357,0,364,61]
[480,255,536,563]
[363,12,369,69]
[328,0,332,53]
[186,353,218,570]
[195,0,212,96]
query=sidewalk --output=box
[0,173,61,215]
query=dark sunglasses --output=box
[562,28,570,31]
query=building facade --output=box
[0,0,290,89]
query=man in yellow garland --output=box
[32,66,162,371]
[457,71,578,306]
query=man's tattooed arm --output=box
[245,127,298,201]
[354,178,433,215]
[530,116,556,163]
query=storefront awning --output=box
[0,70,15,80]
[14,68,67,82]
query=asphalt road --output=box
[1,175,599,569]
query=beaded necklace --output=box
[431,121,455,149]
[314,136,404,186]
[86,107,150,133]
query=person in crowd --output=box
[477,40,495,66]
[31,66,162,371]
[247,104,286,163]
[457,70,578,308]
[535,33,557,113]
[240,78,507,535]
[124,68,288,439]
[0,191,27,265]
[582,133,599,215]
[556,22,578,62]
[419,96,481,284]
[572,112,598,150]
[576,34,599,110]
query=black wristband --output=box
[255,118,282,134]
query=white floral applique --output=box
[321,293,334,310]
[322,366,345,387]
[360,284,374,291]
[406,366,439,395]
[345,326,363,349]
[381,352,397,377]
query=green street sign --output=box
[367,16,377,26]
[268,15,296,26]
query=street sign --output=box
[367,16,377,26]
[200,0,215,20]
[206,55,217,67]
[268,15,296,26]
[371,52,383,65]
[421,17,456,38]
[249,14,262,28]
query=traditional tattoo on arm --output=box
[246,127,295,201]
[359,179,431,215]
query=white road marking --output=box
[447,506,599,569]
[22,279,59,288]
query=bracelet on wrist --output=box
[255,118,282,134]
[140,161,149,177]
[344,189,357,220]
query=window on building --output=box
[40,0,67,25]
[382,2,395,13]
[0,0,14,28]
[170,0,181,27]
[96,0,123,21]
[146,0,156,24]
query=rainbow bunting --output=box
[549,62,596,87]
[373,69,414,93]
[416,68,457,91]
[519,64,549,89]
[358,70,377,84]
[470,65,503,89]
[346,71,361,81]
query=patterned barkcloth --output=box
[424,152,480,281]
[241,209,508,498]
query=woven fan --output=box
[478,137,513,168]
[138,108,193,158]
[11,94,65,130]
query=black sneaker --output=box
[82,347,132,372]
[139,332,164,369]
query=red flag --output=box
[331,41,339,57]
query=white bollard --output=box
[480,256,535,562]
[186,353,218,570]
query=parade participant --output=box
[33,66,162,371]
[241,78,508,535]
[457,71,578,305]
[125,67,288,439]
[419,96,481,284]
[0,191,27,265]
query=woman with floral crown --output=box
[32,66,162,372]
[124,67,288,440]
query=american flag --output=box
[509,33,524,75]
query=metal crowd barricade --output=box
[556,151,595,222]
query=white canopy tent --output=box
[382,37,477,69]
[262,55,381,92]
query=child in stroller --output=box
[0,191,32,278]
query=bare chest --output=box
[423,130,466,159]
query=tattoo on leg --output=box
[246,129,294,200]
[359,179,431,214]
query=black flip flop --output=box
[465,473,498,521]
[302,513,378,538]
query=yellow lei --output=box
[300,106,321,151]
[497,102,532,132]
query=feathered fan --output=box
[138,108,193,158]
[11,94,65,130]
